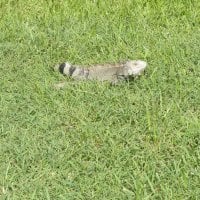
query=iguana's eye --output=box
[134,61,140,65]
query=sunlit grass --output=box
[0,0,200,199]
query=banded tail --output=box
[54,62,89,80]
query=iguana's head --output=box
[125,60,147,76]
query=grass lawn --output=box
[0,0,200,199]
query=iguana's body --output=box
[54,60,147,88]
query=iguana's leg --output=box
[110,75,127,85]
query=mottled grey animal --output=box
[54,60,147,88]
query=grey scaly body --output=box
[54,60,147,88]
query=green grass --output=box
[0,0,200,199]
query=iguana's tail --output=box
[54,62,89,80]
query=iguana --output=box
[54,60,147,88]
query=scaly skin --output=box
[54,60,147,89]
